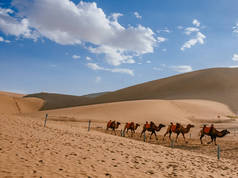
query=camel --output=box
[106,120,121,135]
[123,122,140,137]
[200,125,230,145]
[140,121,165,140]
[163,123,194,143]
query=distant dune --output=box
[24,93,91,110]
[25,99,233,126]
[24,68,238,113]
[0,91,43,114]
[82,68,238,113]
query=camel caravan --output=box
[106,120,230,145]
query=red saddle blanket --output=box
[171,125,177,132]
[203,127,211,134]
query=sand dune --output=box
[0,91,44,114]
[24,68,238,113]
[82,68,238,113]
[24,92,91,110]
[24,99,234,126]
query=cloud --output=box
[162,48,167,52]
[177,26,183,30]
[89,45,135,66]
[87,63,134,76]
[157,27,171,33]
[86,56,91,60]
[181,19,206,51]
[0,7,38,39]
[170,65,192,73]
[95,76,101,83]
[0,36,10,43]
[232,53,238,61]
[184,27,199,35]
[157,36,167,43]
[1,0,157,66]
[72,55,80,59]
[134,12,142,19]
[233,23,238,33]
[229,65,238,68]
[146,60,151,63]
[192,19,200,27]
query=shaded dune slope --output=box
[83,68,238,113]
[24,93,90,110]
[24,68,238,113]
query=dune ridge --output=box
[24,68,238,113]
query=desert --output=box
[1,68,238,178]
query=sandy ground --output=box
[1,114,238,178]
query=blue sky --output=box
[0,0,238,95]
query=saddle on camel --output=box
[123,122,140,137]
[140,121,165,140]
[200,124,230,145]
[163,122,194,143]
[106,120,121,135]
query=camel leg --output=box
[200,133,205,144]
[163,131,168,140]
[182,132,188,143]
[214,136,217,145]
[175,132,180,142]
[140,129,146,137]
[150,131,154,139]
[168,131,172,141]
[207,135,213,144]
[154,132,158,140]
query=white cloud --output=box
[0,36,10,43]
[157,36,167,43]
[146,60,151,63]
[72,55,80,59]
[0,8,38,40]
[87,63,104,70]
[184,27,199,35]
[134,12,142,19]
[177,26,183,30]
[229,65,238,68]
[87,63,134,76]
[232,53,238,61]
[86,56,92,60]
[233,24,238,33]
[89,45,135,66]
[192,19,200,27]
[181,20,206,51]
[162,48,167,52]
[153,67,162,71]
[170,65,192,73]
[157,28,171,33]
[95,76,101,83]
[2,0,157,66]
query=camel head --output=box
[223,129,230,135]
[135,123,140,128]
[187,124,195,129]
